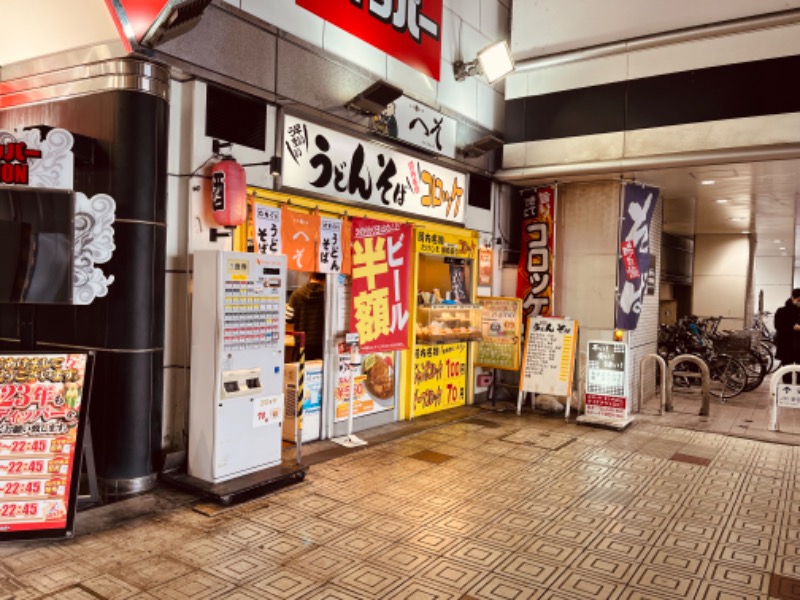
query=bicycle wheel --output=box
[670,358,705,391]
[758,341,780,373]
[752,342,774,374]
[707,354,747,400]
[740,349,767,392]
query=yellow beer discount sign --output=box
[413,342,467,417]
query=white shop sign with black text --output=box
[282,115,467,225]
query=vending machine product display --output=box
[189,250,287,483]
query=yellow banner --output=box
[415,230,476,258]
[413,342,467,417]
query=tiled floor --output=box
[2,393,800,599]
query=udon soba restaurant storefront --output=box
[242,113,482,442]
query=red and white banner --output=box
[0,353,91,540]
[296,0,443,80]
[350,218,412,352]
[516,187,555,321]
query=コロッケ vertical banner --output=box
[350,218,412,352]
[516,187,555,321]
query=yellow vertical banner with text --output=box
[413,342,467,417]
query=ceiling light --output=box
[741,230,750,234]
[715,199,729,204]
[780,247,787,250]
[454,40,515,84]
[701,179,716,185]
[728,217,745,222]
[774,239,782,243]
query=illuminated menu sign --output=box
[0,353,92,540]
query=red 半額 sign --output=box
[350,218,412,352]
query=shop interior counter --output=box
[415,303,482,343]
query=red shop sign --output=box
[296,0,443,81]
[350,218,412,352]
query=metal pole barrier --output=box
[769,366,800,431]
[638,354,667,415]
[287,332,305,465]
[667,354,711,417]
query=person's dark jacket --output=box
[774,298,800,363]
[289,281,326,361]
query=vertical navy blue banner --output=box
[615,184,659,330]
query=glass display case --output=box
[415,304,482,343]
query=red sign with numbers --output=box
[0,353,93,540]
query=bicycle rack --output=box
[667,354,711,417]
[768,366,800,431]
[638,354,667,415]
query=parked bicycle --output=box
[658,315,750,400]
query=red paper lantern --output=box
[211,158,247,227]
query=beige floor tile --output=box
[330,563,404,598]
[713,544,776,571]
[588,535,653,562]
[695,580,765,599]
[571,551,638,584]
[166,534,244,568]
[467,572,547,599]
[360,515,421,540]
[644,547,710,578]
[246,567,322,599]
[443,539,510,570]
[81,574,142,599]
[549,569,624,600]
[284,516,349,545]
[146,570,236,599]
[327,530,394,558]
[369,543,436,576]
[656,531,715,557]
[384,579,462,599]
[201,549,282,585]
[519,537,583,566]
[492,554,566,588]
[24,561,100,596]
[629,564,702,598]
[1,546,72,576]
[705,562,771,594]
[114,556,194,591]
[471,524,529,551]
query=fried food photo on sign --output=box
[363,353,394,399]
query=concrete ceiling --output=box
[1,0,118,67]
[634,159,800,258]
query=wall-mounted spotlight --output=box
[269,156,282,177]
[347,80,403,116]
[454,40,515,84]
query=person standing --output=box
[774,288,800,369]
[288,272,326,361]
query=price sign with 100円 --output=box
[413,342,467,417]
[0,353,93,540]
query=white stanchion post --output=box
[331,335,368,448]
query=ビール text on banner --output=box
[350,218,412,353]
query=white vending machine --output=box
[189,250,287,483]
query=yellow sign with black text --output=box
[413,342,467,417]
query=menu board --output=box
[0,353,93,540]
[334,351,396,422]
[520,317,578,396]
[585,341,628,420]
[476,297,522,370]
[413,342,468,417]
